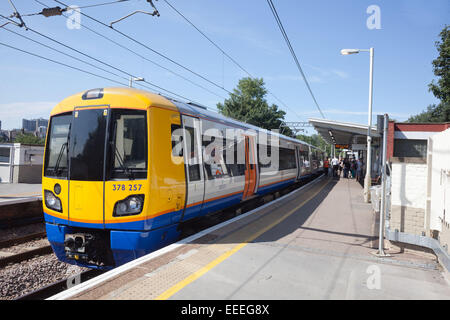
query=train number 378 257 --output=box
[112,184,142,191]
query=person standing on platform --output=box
[350,158,356,179]
[331,156,339,178]
[323,158,330,177]
[356,158,363,183]
[343,158,351,178]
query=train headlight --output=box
[113,195,144,217]
[44,190,62,212]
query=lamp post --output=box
[341,48,374,203]
[129,77,145,88]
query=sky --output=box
[0,0,448,134]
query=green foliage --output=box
[296,133,329,153]
[409,25,450,122]
[408,102,450,122]
[217,77,294,136]
[14,133,45,145]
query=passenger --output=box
[343,158,350,179]
[331,156,339,178]
[350,159,356,179]
[328,158,333,177]
[323,158,330,176]
[356,159,362,182]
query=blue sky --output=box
[0,0,448,134]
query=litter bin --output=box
[370,185,381,212]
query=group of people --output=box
[323,156,363,182]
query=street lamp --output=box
[341,47,374,203]
[129,77,145,88]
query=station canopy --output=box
[308,118,380,147]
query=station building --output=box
[309,117,450,268]
[0,143,44,184]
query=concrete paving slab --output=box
[0,183,42,206]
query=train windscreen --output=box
[45,108,147,181]
[44,112,72,178]
[108,109,147,180]
[69,108,107,181]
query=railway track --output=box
[0,233,52,268]
[15,269,104,300]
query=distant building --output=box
[22,118,48,139]
[0,120,2,131]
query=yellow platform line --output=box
[156,178,331,300]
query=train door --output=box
[243,135,258,200]
[181,116,205,221]
[68,106,109,228]
[295,146,301,180]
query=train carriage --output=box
[43,87,324,269]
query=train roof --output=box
[51,87,323,151]
[50,87,177,115]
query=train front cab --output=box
[43,89,186,269]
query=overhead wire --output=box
[0,13,198,102]
[31,0,226,100]
[162,0,306,122]
[0,41,129,87]
[53,0,233,96]
[22,0,132,17]
[266,0,325,119]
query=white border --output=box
[48,175,324,300]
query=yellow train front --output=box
[43,88,186,269]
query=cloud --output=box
[0,101,57,130]
[331,70,349,79]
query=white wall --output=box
[429,129,450,231]
[391,162,427,210]
[13,143,44,165]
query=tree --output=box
[217,77,293,136]
[14,133,45,145]
[408,25,450,122]
[296,133,329,153]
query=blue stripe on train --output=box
[181,192,244,222]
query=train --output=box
[42,87,325,269]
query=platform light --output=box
[340,47,374,204]
[340,49,360,55]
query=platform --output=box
[0,183,42,206]
[50,177,450,300]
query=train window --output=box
[279,147,296,170]
[171,124,183,157]
[0,147,10,163]
[202,136,229,180]
[224,138,245,177]
[108,109,147,180]
[44,112,72,178]
[183,125,201,182]
[257,143,272,169]
[69,108,107,181]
